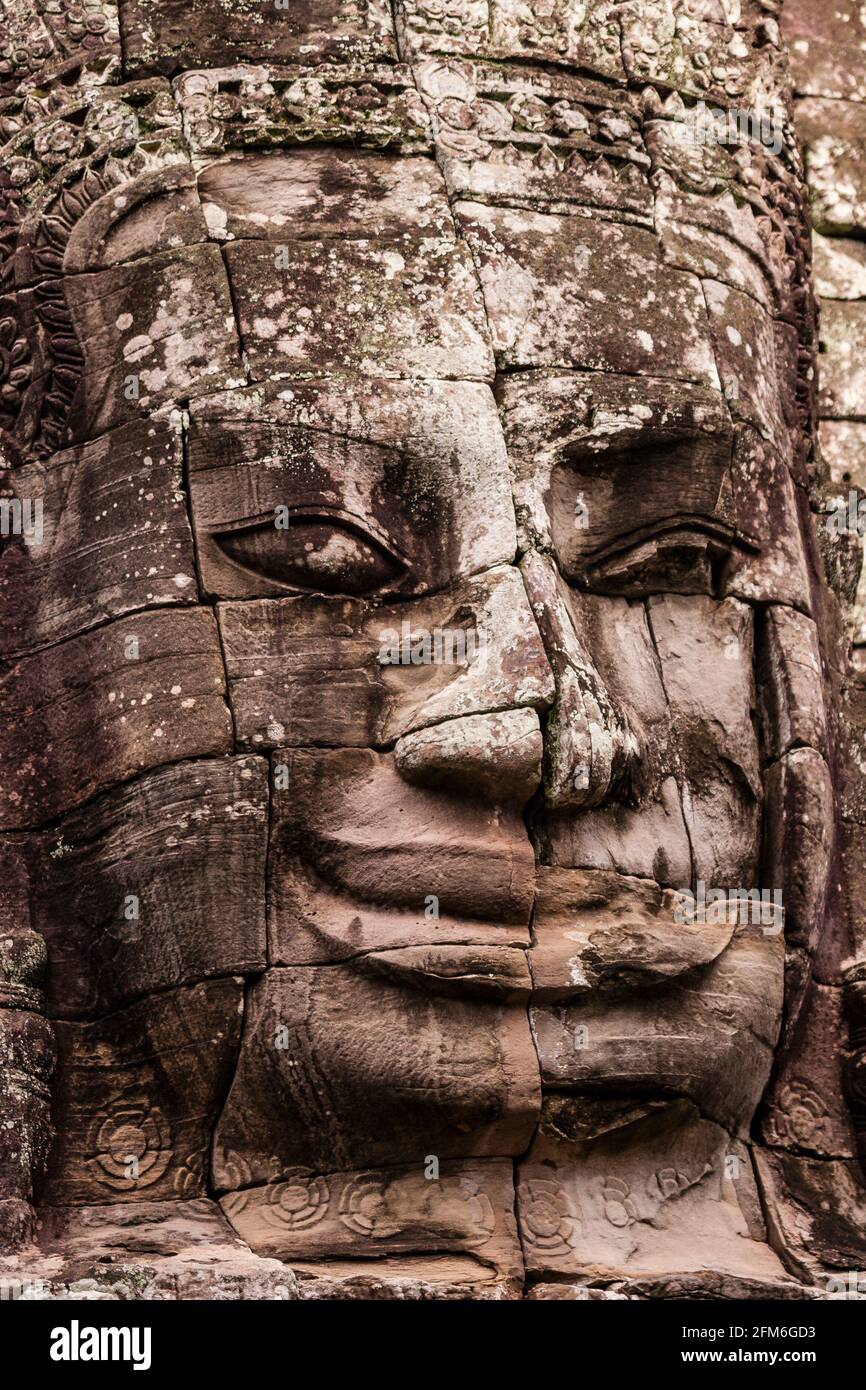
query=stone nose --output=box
[520,551,641,810]
[393,707,543,805]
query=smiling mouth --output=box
[276,844,721,1004]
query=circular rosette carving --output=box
[407,0,487,39]
[416,58,513,159]
[6,157,39,190]
[220,1187,251,1225]
[506,92,550,134]
[84,101,140,147]
[601,1175,638,1227]
[172,1162,203,1198]
[63,4,114,48]
[32,118,87,169]
[338,1173,401,1238]
[518,1177,580,1254]
[261,1170,331,1231]
[517,0,570,56]
[87,1093,172,1190]
[765,1081,832,1149]
[216,1150,253,1194]
[0,24,54,89]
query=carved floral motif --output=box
[88,1093,172,1190]
[518,1176,580,1253]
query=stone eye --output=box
[212,512,407,596]
[580,518,750,598]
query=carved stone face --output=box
[0,1,857,1299]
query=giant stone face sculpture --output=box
[0,0,865,1300]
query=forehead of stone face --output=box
[455,198,721,385]
[47,140,494,438]
[197,147,451,240]
[410,53,801,455]
[187,379,517,600]
[198,147,493,383]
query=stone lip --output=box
[362,944,532,1002]
[529,866,736,1002]
[311,863,745,1006]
